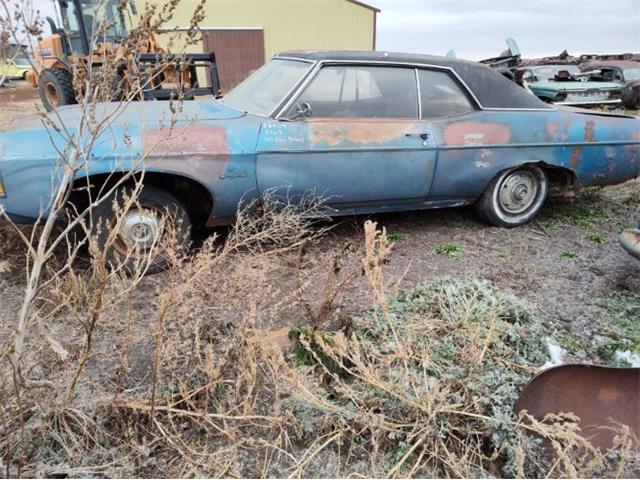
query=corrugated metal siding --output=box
[202,29,265,91]
[150,0,375,60]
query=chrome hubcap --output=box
[499,171,538,214]
[120,210,161,249]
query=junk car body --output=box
[0,56,32,80]
[580,61,640,108]
[1,51,639,269]
[518,64,624,106]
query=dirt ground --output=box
[1,80,639,365]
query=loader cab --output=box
[57,0,129,56]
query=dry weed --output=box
[0,207,637,477]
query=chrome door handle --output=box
[405,133,430,140]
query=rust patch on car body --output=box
[144,124,229,156]
[143,124,230,179]
[546,120,570,141]
[443,121,511,146]
[571,145,584,170]
[308,120,423,146]
[584,120,596,142]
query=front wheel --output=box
[38,68,76,111]
[475,165,548,228]
[90,186,191,274]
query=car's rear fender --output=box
[427,109,639,199]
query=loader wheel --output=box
[91,186,191,274]
[39,68,76,111]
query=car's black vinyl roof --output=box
[275,50,551,110]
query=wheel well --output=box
[535,162,576,189]
[493,162,576,190]
[68,172,213,227]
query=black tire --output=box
[90,185,191,274]
[475,165,548,228]
[38,68,76,111]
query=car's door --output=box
[255,64,437,210]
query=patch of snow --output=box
[615,350,640,367]
[539,338,566,371]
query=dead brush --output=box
[0,200,636,477]
[287,221,637,478]
[0,194,329,477]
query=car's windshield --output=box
[532,65,580,80]
[222,59,312,116]
[624,68,640,81]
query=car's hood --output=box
[9,99,246,132]
[1,99,250,159]
[530,80,622,92]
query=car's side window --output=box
[288,65,418,119]
[418,69,475,118]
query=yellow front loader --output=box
[26,0,219,111]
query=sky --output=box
[370,0,640,60]
[25,0,640,60]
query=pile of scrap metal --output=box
[480,39,640,108]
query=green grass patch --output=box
[537,189,625,233]
[560,251,581,260]
[434,243,465,258]
[585,232,607,245]
[557,330,582,352]
[387,231,407,244]
[594,292,640,366]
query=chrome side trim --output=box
[415,68,422,119]
[258,146,439,154]
[274,59,485,119]
[271,58,555,119]
[271,56,316,64]
[554,99,622,106]
[438,139,640,150]
[482,107,558,111]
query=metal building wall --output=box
[153,0,377,90]
[155,0,376,58]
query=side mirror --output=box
[289,101,312,121]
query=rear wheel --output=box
[475,165,548,227]
[38,68,76,111]
[90,186,191,274]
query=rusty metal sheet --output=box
[515,365,640,450]
[620,228,640,259]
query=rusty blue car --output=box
[1,51,639,269]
